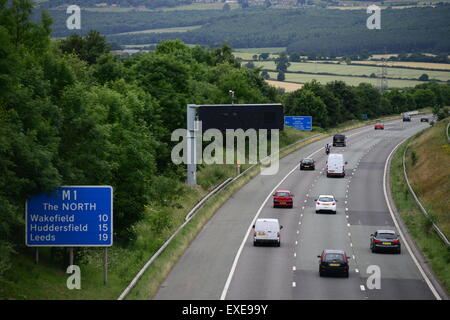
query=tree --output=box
[260,53,270,60]
[354,83,381,118]
[223,3,231,11]
[418,74,429,81]
[261,70,270,79]
[245,61,255,69]
[413,88,436,109]
[283,88,328,127]
[274,52,290,73]
[92,54,124,84]
[290,53,301,62]
[238,0,250,8]
[277,71,285,81]
[385,89,408,114]
[59,30,111,65]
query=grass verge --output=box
[389,120,450,294]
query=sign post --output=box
[284,116,313,131]
[26,186,113,284]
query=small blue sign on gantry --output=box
[284,116,312,131]
[26,186,113,247]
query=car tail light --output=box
[317,202,320,205]
[332,202,336,205]
[277,232,280,237]
[393,240,400,244]
[253,231,256,237]
[374,239,382,243]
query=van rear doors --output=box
[326,154,345,177]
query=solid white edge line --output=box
[219,125,378,300]
[383,135,441,300]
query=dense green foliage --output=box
[388,53,450,64]
[38,6,450,56]
[282,80,450,127]
[2,1,450,286]
[0,0,280,284]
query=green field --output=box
[267,71,427,88]
[159,2,240,11]
[83,7,151,12]
[255,61,450,82]
[234,47,286,54]
[113,25,202,36]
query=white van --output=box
[326,153,347,177]
[253,218,283,247]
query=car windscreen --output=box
[318,197,333,202]
[333,135,345,141]
[324,253,345,262]
[377,233,397,239]
[275,192,290,197]
[302,159,313,163]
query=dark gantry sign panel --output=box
[198,104,284,132]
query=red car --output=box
[273,190,294,208]
[374,124,384,130]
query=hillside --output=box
[34,5,450,56]
[405,118,450,238]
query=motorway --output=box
[154,118,439,300]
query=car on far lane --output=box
[374,124,384,130]
[420,117,429,122]
[273,190,294,208]
[318,249,350,277]
[403,116,411,122]
[315,195,337,214]
[300,158,315,170]
[332,134,346,147]
[370,230,401,253]
[253,218,283,247]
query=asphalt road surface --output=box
[154,118,439,300]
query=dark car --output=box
[332,134,346,147]
[318,249,350,277]
[420,117,429,122]
[403,116,411,122]
[370,230,401,253]
[300,158,315,170]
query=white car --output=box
[253,218,283,247]
[315,195,337,214]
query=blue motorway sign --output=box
[284,116,312,131]
[26,186,113,247]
